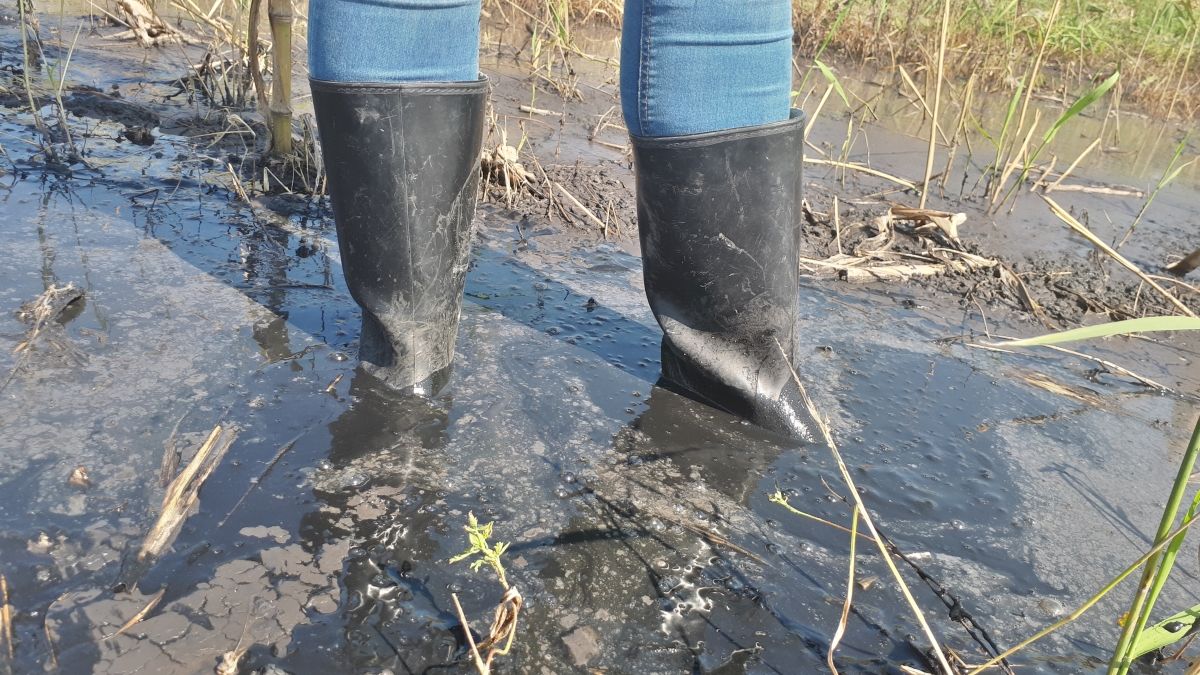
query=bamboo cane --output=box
[267,0,293,155]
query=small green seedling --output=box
[450,511,511,589]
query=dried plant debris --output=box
[13,283,84,354]
[800,204,994,282]
[110,0,197,47]
[800,199,1200,326]
[480,145,632,237]
[1015,370,1104,407]
[1,574,13,661]
[101,587,166,641]
[67,466,92,490]
[139,424,239,561]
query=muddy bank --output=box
[1,15,1200,675]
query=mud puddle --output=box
[2,17,1200,675]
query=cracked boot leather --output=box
[311,78,487,395]
[631,110,815,441]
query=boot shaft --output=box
[311,78,488,392]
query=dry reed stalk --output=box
[1031,157,1056,191]
[217,431,305,527]
[774,339,954,675]
[247,0,269,111]
[803,157,918,191]
[940,73,976,191]
[1049,183,1142,197]
[1042,196,1195,317]
[452,593,491,675]
[1046,138,1100,192]
[897,65,948,143]
[267,0,293,155]
[102,588,166,641]
[971,338,1180,397]
[139,424,238,561]
[832,195,843,255]
[226,163,251,202]
[991,110,1041,206]
[552,181,607,234]
[517,104,561,117]
[920,0,949,211]
[804,85,834,139]
[1006,0,1062,169]
[1,574,13,661]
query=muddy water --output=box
[1,20,1200,675]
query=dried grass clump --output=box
[799,204,995,283]
[13,283,84,354]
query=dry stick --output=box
[139,425,238,561]
[217,431,305,528]
[1042,195,1196,317]
[804,158,918,191]
[827,507,860,674]
[551,181,607,234]
[774,339,954,675]
[517,105,561,117]
[1150,274,1200,298]
[102,588,166,641]
[1046,138,1100,192]
[940,74,976,192]
[1,574,13,661]
[1031,156,1056,191]
[1049,183,1142,198]
[920,0,951,209]
[451,593,490,675]
[991,110,1041,207]
[810,479,1011,671]
[968,340,1180,398]
[967,512,1200,674]
[805,85,834,139]
[1002,0,1062,191]
[897,65,950,145]
[833,195,843,255]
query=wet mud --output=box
[2,16,1200,675]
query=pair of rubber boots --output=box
[311,77,813,441]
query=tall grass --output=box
[791,0,1198,119]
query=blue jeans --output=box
[307,0,792,137]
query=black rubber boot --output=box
[311,78,487,395]
[631,110,815,441]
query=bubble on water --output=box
[554,485,571,499]
[561,471,577,484]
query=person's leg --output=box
[308,0,486,395]
[619,0,792,137]
[620,0,814,440]
[308,0,479,83]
